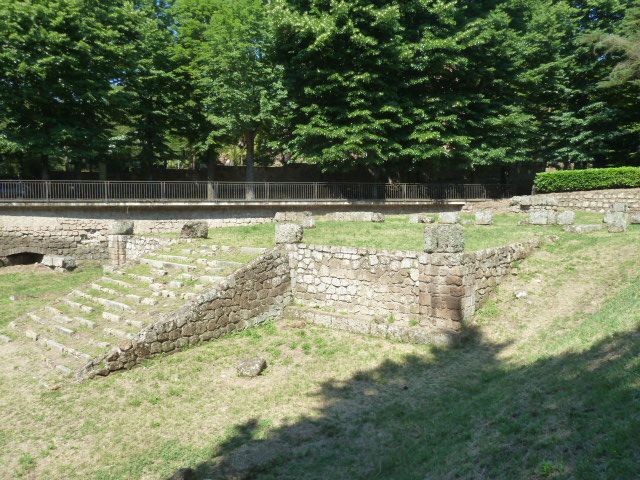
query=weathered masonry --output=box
[0,201,463,263]
[74,226,539,379]
[513,188,640,213]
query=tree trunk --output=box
[206,146,216,200]
[40,154,49,180]
[98,161,107,181]
[245,130,256,200]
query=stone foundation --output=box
[286,239,540,327]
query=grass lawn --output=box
[0,266,102,330]
[199,212,605,252]
[0,218,638,478]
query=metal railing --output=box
[0,181,508,203]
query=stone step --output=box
[140,258,197,271]
[45,306,96,329]
[126,273,155,284]
[24,329,93,361]
[152,290,177,298]
[37,350,85,378]
[284,306,460,347]
[24,315,107,355]
[102,312,144,329]
[72,290,133,312]
[28,313,75,336]
[91,283,144,304]
[198,275,225,283]
[100,276,136,289]
[151,269,169,277]
[103,327,136,341]
[63,299,94,314]
[155,254,192,262]
[196,258,243,269]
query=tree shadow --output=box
[169,325,640,479]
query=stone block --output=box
[605,212,628,233]
[424,224,464,253]
[438,212,460,224]
[109,221,134,235]
[274,211,312,223]
[629,213,640,225]
[41,255,76,271]
[181,221,208,239]
[236,358,267,377]
[556,211,576,226]
[475,210,494,226]
[528,209,556,225]
[371,212,385,223]
[409,214,435,224]
[275,223,304,244]
[302,216,316,229]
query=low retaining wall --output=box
[78,249,291,379]
[513,188,640,213]
[0,201,464,234]
[287,239,540,326]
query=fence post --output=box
[214,181,219,200]
[207,181,214,200]
[45,181,51,202]
[314,182,319,201]
[161,181,166,200]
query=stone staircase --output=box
[10,244,266,380]
[284,305,461,347]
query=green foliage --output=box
[0,0,638,176]
[534,167,640,193]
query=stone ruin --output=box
[424,224,465,253]
[274,211,316,229]
[181,221,209,239]
[475,210,494,226]
[603,203,629,233]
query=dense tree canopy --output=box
[0,0,638,179]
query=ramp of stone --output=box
[10,244,264,381]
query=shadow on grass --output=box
[170,326,640,480]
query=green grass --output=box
[0,266,102,330]
[199,213,608,252]
[1,220,638,478]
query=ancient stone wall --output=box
[287,239,540,327]
[0,216,109,262]
[78,248,291,379]
[513,188,640,213]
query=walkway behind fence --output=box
[0,181,508,203]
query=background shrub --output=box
[534,167,640,193]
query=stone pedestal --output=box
[424,224,464,253]
[275,224,304,244]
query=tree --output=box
[115,0,181,179]
[0,0,138,178]
[196,0,290,188]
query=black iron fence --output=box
[0,181,508,203]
